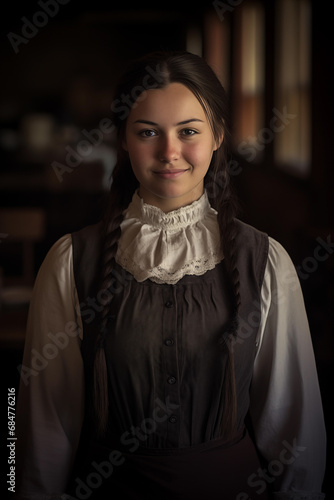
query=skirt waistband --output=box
[67,426,268,499]
[99,425,245,457]
[124,426,245,457]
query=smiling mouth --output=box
[153,169,189,178]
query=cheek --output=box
[126,146,147,174]
[184,141,214,169]
[127,145,155,182]
[128,140,156,164]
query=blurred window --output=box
[204,10,231,91]
[205,0,312,175]
[274,0,311,176]
[232,2,265,156]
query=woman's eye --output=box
[180,129,197,136]
[139,129,157,137]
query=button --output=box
[165,301,173,308]
[165,338,174,346]
[167,376,176,385]
[169,415,178,424]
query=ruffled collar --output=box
[115,190,223,284]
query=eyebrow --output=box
[133,118,204,126]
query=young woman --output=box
[15,51,326,499]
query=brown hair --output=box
[94,51,240,439]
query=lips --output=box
[153,169,189,179]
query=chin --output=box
[152,187,190,200]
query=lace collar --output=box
[115,190,223,284]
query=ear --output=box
[213,133,224,152]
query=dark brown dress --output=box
[67,219,269,499]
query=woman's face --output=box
[123,83,220,212]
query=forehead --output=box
[128,83,208,124]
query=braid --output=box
[207,150,240,440]
[93,158,138,437]
[93,211,123,437]
[99,209,124,333]
[218,177,240,440]
[217,174,241,337]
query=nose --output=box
[158,134,180,163]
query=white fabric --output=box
[116,190,223,284]
[251,237,326,499]
[14,216,326,499]
[15,235,84,499]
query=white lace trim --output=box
[115,190,223,284]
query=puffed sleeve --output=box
[249,237,326,499]
[15,235,85,499]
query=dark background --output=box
[0,0,333,497]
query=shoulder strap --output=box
[71,222,103,423]
[234,219,269,292]
[72,222,103,302]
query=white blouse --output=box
[116,190,223,284]
[15,193,326,499]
